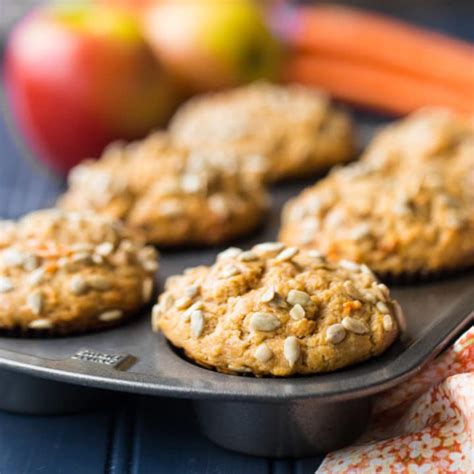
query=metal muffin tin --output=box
[1,150,473,459]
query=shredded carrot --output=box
[285,54,473,116]
[281,5,474,94]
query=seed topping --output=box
[190,310,205,337]
[326,324,346,344]
[260,286,276,303]
[142,278,154,302]
[287,289,311,306]
[0,276,13,293]
[254,344,273,362]
[252,242,284,256]
[220,264,240,279]
[342,316,369,334]
[27,290,43,315]
[69,275,88,295]
[98,310,123,322]
[383,314,394,331]
[249,312,281,332]
[275,246,299,262]
[88,275,112,291]
[217,247,242,260]
[376,301,390,314]
[289,304,306,320]
[175,296,192,310]
[28,318,53,330]
[284,336,300,367]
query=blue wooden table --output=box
[0,2,472,472]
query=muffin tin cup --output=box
[0,268,472,457]
[194,396,371,458]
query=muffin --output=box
[279,109,474,277]
[170,82,355,182]
[59,133,269,246]
[153,243,400,376]
[0,209,158,335]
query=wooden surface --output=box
[0,2,472,472]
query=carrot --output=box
[278,5,474,94]
[285,54,473,116]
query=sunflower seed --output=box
[27,290,43,315]
[376,301,390,314]
[275,247,299,262]
[175,296,192,310]
[217,247,242,260]
[254,344,273,362]
[182,301,204,322]
[289,304,305,320]
[220,264,240,279]
[92,254,104,265]
[208,194,230,218]
[284,336,300,367]
[338,259,360,271]
[260,286,276,303]
[307,250,324,259]
[252,242,285,256]
[142,278,154,302]
[348,224,371,241]
[88,276,112,291]
[238,251,258,262]
[28,318,53,330]
[96,242,114,256]
[70,275,88,295]
[98,310,123,322]
[287,289,311,306]
[160,200,184,216]
[360,264,374,276]
[0,277,13,293]
[383,314,394,331]
[142,259,159,273]
[23,254,39,271]
[71,252,92,264]
[326,324,346,344]
[342,316,368,334]
[190,310,204,337]
[184,285,199,298]
[181,174,205,193]
[249,312,281,332]
[2,248,25,267]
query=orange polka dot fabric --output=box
[317,326,474,473]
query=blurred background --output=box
[0,0,473,181]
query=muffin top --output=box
[0,209,158,333]
[59,133,269,246]
[170,82,355,181]
[154,243,399,376]
[279,109,474,276]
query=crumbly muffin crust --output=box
[279,109,474,276]
[0,209,158,334]
[59,133,269,246]
[170,82,355,182]
[154,243,399,376]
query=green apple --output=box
[142,0,283,91]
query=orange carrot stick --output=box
[285,54,473,116]
[279,5,474,93]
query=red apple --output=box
[4,4,181,174]
[141,0,283,92]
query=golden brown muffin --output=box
[59,133,269,246]
[279,109,474,276]
[154,243,400,376]
[0,209,158,334]
[170,82,355,182]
